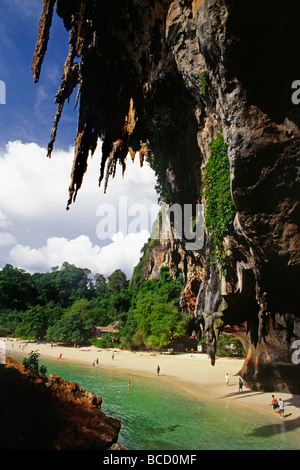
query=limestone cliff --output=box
[0,357,121,449]
[33,0,300,392]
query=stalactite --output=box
[33,1,145,209]
[31,0,56,84]
[32,0,94,209]
[47,22,80,158]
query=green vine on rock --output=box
[199,70,208,96]
[202,127,235,275]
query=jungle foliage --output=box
[0,255,187,349]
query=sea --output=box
[8,352,300,452]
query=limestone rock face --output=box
[34,0,300,391]
[164,0,300,389]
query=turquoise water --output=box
[10,354,300,450]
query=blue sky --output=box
[0,0,76,150]
[0,1,159,278]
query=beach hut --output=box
[93,321,121,338]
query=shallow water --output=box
[10,354,300,450]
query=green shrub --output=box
[216,334,245,358]
[199,334,245,358]
[92,334,117,349]
[23,350,47,376]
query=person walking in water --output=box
[225,373,229,386]
[157,365,160,376]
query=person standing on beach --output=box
[278,398,285,418]
[271,395,279,412]
[225,373,229,386]
[157,365,160,376]
[238,377,243,392]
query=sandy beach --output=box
[3,338,300,429]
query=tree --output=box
[0,264,37,310]
[14,303,64,340]
[54,262,92,305]
[117,310,138,348]
[157,266,183,303]
[107,269,129,294]
[46,311,93,345]
[15,305,49,340]
[86,297,113,326]
[65,298,90,317]
[31,263,93,306]
[108,290,132,321]
[117,266,187,349]
[132,290,189,348]
[0,309,24,336]
[94,273,108,297]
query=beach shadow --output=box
[246,395,300,439]
[247,415,300,439]
[282,395,300,410]
[218,390,265,400]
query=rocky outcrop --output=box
[33,0,300,392]
[0,357,121,449]
[164,0,300,391]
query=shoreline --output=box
[3,338,300,429]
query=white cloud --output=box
[0,210,12,229]
[0,232,17,247]
[0,140,159,277]
[9,230,150,278]
[0,140,158,221]
[0,140,73,219]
